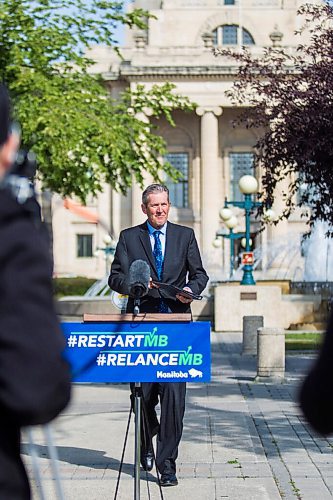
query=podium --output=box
[62,313,211,499]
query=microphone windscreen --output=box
[128,259,150,298]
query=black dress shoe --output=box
[141,451,154,472]
[160,473,178,487]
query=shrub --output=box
[53,277,96,298]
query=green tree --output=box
[214,3,333,229]
[0,0,193,201]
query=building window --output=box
[297,175,307,205]
[224,0,235,4]
[223,25,237,44]
[242,29,255,45]
[164,153,189,208]
[77,234,93,258]
[213,25,255,46]
[297,173,315,206]
[229,152,254,202]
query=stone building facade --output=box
[52,0,312,281]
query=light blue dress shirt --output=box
[147,221,167,258]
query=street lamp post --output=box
[215,213,245,279]
[223,175,262,285]
[95,234,116,274]
[225,228,244,279]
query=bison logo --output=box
[188,368,203,378]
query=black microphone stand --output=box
[132,284,143,317]
[132,288,142,499]
[134,380,142,500]
[133,299,140,316]
[115,285,164,500]
[127,276,163,500]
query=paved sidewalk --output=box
[22,332,333,499]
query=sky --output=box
[115,0,131,45]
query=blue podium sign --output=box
[62,321,211,383]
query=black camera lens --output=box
[12,149,37,179]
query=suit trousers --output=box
[135,382,186,474]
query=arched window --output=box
[213,25,255,46]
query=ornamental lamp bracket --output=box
[269,25,283,47]
[202,32,214,49]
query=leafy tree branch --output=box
[214,3,333,229]
[0,0,193,201]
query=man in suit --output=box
[109,183,208,487]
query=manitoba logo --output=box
[156,370,188,379]
[156,369,204,379]
[188,368,203,378]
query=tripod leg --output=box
[134,383,142,500]
[26,427,46,500]
[114,405,133,500]
[43,424,65,500]
[133,383,165,500]
[141,398,165,500]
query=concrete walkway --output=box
[22,332,333,499]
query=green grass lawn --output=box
[285,332,323,351]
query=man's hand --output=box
[149,278,160,289]
[176,286,193,304]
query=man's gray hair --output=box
[142,184,169,206]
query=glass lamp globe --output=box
[241,237,253,248]
[263,208,276,222]
[219,207,233,221]
[103,234,112,245]
[225,215,238,229]
[239,175,258,195]
[212,238,222,248]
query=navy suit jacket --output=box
[108,221,209,313]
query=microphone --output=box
[128,260,150,314]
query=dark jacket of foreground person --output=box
[0,186,71,499]
[299,311,333,436]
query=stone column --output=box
[131,110,153,226]
[256,327,285,382]
[267,177,291,274]
[131,182,144,226]
[196,106,223,278]
[110,188,121,238]
[242,315,264,355]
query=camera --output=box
[11,149,37,179]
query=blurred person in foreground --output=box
[300,310,333,436]
[0,84,71,499]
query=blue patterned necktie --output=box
[153,230,168,312]
[153,230,163,280]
